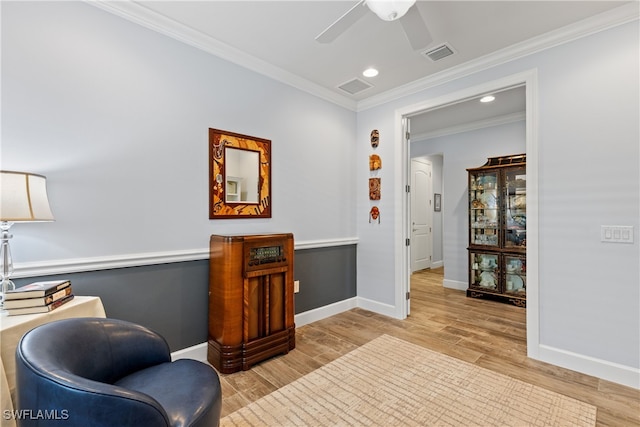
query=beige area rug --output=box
[220,335,596,427]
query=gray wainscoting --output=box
[293,245,357,313]
[12,244,357,352]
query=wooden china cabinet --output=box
[467,154,526,307]
[207,233,295,373]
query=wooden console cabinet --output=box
[207,233,295,373]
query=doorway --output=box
[397,70,539,358]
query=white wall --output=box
[1,1,356,266]
[356,20,639,382]
[412,121,526,286]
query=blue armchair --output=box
[15,317,221,427]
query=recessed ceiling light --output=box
[363,68,379,78]
[480,95,496,103]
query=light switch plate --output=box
[601,226,634,243]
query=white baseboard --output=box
[171,298,359,362]
[171,296,380,362]
[294,297,358,327]
[356,296,398,318]
[443,279,467,291]
[538,344,640,390]
[171,300,640,391]
[171,342,208,363]
[431,260,444,269]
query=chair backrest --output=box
[18,317,171,384]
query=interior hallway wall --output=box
[412,121,525,288]
[356,19,639,384]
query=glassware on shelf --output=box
[470,252,499,291]
[473,234,498,245]
[504,256,526,294]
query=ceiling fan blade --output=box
[399,5,433,51]
[315,0,368,44]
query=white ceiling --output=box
[409,85,526,139]
[94,1,636,132]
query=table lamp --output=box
[0,171,55,306]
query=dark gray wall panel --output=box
[12,245,356,352]
[13,260,210,352]
[293,245,357,313]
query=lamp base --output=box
[0,221,15,309]
[0,278,15,309]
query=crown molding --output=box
[356,2,639,111]
[88,0,358,111]
[86,1,637,114]
[411,111,525,142]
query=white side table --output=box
[0,296,106,427]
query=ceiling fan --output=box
[315,0,433,51]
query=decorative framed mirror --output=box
[209,128,271,219]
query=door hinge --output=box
[405,238,410,246]
[406,292,410,300]
[405,131,410,140]
[406,185,410,193]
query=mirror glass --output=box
[225,147,259,204]
[209,128,271,219]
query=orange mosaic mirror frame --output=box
[209,128,272,219]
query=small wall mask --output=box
[370,130,379,148]
[369,178,381,200]
[369,206,380,223]
[369,154,381,171]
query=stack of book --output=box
[2,280,74,316]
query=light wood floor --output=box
[218,268,639,426]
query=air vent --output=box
[338,78,373,95]
[423,44,455,62]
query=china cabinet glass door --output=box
[504,166,526,250]
[504,254,526,297]
[469,251,499,293]
[469,171,500,248]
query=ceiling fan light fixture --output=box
[366,0,416,21]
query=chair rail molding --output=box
[13,237,359,278]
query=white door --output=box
[411,158,432,272]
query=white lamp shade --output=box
[0,171,54,222]
[366,0,416,21]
